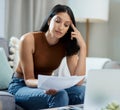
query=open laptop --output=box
[84,69,120,110]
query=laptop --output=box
[84,69,120,110]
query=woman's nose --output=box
[59,23,64,30]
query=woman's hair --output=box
[40,4,80,56]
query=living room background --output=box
[0,0,120,61]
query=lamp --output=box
[68,0,109,56]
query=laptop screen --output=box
[84,69,120,110]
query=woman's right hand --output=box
[45,89,57,95]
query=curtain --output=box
[4,0,67,40]
[5,0,48,39]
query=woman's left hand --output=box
[67,23,86,76]
[76,78,85,85]
[71,23,86,48]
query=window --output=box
[0,0,5,38]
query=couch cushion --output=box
[0,38,9,57]
[0,91,15,110]
[0,48,13,90]
[9,37,20,71]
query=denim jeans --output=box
[8,77,85,110]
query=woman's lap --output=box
[8,77,85,110]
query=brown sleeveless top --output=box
[33,32,66,78]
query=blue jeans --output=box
[8,77,85,110]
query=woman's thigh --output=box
[8,78,50,109]
[15,87,50,109]
[15,87,69,110]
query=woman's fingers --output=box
[71,31,79,40]
[71,23,80,40]
[71,23,78,32]
[45,89,57,95]
[70,23,85,47]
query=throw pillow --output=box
[0,47,13,90]
[9,37,20,71]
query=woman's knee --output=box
[57,90,69,100]
[48,90,69,107]
[67,85,85,105]
[55,90,69,104]
[73,85,85,101]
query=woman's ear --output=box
[48,18,51,25]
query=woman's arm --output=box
[19,32,38,88]
[67,23,86,76]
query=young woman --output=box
[8,4,86,110]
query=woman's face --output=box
[48,12,71,39]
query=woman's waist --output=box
[13,71,24,79]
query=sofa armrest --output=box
[0,91,15,110]
[103,61,120,69]
[86,57,111,74]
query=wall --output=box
[77,0,120,61]
[108,0,120,61]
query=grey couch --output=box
[0,38,24,110]
[0,37,120,110]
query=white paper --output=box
[38,75,84,90]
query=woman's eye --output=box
[64,24,70,27]
[55,18,60,23]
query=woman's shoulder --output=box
[20,32,33,41]
[20,31,43,41]
[20,32,36,52]
[19,32,35,50]
[20,31,45,46]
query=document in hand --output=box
[38,75,84,90]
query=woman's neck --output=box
[45,31,59,45]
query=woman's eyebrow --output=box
[56,16,71,23]
[65,21,71,24]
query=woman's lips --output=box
[55,30,62,35]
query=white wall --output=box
[77,0,120,61]
[108,0,120,61]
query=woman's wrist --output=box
[78,44,86,56]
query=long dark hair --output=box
[40,4,80,56]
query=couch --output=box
[0,38,24,110]
[0,37,120,110]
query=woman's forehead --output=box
[54,12,71,22]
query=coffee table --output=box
[42,104,84,110]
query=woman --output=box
[8,4,86,110]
